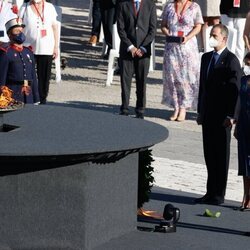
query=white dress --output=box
[194,0,220,17]
[19,1,57,55]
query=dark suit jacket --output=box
[100,0,116,9]
[198,48,242,125]
[116,0,157,59]
[220,0,250,18]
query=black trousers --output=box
[202,121,231,200]
[35,55,53,103]
[120,57,150,115]
[91,0,101,37]
[100,1,116,53]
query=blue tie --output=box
[135,0,140,12]
[207,52,219,78]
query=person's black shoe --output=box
[39,99,47,105]
[194,195,224,205]
[136,113,144,119]
[103,53,109,60]
[203,198,224,205]
[114,67,120,75]
[120,110,129,116]
[193,194,211,204]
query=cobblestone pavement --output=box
[153,157,242,202]
[48,0,243,203]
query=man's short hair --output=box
[211,24,229,38]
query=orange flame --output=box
[0,86,14,108]
[137,208,163,219]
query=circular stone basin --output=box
[0,105,168,164]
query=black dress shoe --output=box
[39,99,47,105]
[203,197,224,205]
[103,53,109,60]
[136,113,144,119]
[114,67,120,75]
[119,110,129,116]
[194,194,210,204]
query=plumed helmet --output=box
[5,18,25,34]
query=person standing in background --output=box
[196,24,241,205]
[161,0,203,121]
[195,0,220,51]
[100,0,116,59]
[220,0,250,66]
[88,0,101,46]
[0,0,17,45]
[243,11,250,52]
[19,0,58,104]
[116,0,157,119]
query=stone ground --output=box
[48,0,243,203]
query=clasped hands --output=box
[130,47,145,58]
[222,117,235,128]
[196,114,235,128]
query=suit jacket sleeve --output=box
[116,3,134,49]
[197,53,206,114]
[225,55,242,118]
[140,3,157,48]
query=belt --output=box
[7,80,32,86]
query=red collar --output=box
[10,44,23,52]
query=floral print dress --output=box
[162,2,203,110]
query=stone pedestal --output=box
[0,105,168,249]
[0,154,138,249]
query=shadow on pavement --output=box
[46,101,198,121]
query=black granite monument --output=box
[0,105,168,249]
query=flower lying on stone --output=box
[203,209,221,218]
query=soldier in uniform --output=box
[0,18,39,104]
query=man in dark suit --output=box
[100,0,117,58]
[116,0,157,119]
[196,24,242,205]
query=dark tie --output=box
[207,52,218,78]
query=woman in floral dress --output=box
[161,0,203,121]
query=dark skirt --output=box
[237,76,250,176]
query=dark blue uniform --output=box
[0,44,39,103]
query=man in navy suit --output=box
[196,24,242,205]
[116,0,157,119]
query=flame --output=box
[137,208,163,219]
[0,86,14,108]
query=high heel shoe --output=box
[177,108,186,122]
[169,109,179,121]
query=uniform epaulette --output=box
[24,46,33,52]
[0,43,11,53]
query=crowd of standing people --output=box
[1,0,250,209]
[87,0,250,209]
